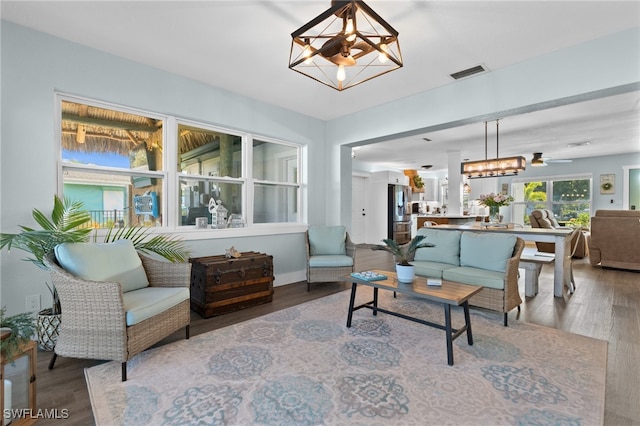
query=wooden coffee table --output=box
[346,270,483,366]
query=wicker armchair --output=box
[466,237,525,326]
[44,251,191,381]
[305,226,356,291]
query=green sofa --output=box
[410,228,524,326]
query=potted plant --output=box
[1,307,37,363]
[1,195,190,351]
[371,235,434,282]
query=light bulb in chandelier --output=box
[337,65,346,82]
[378,42,389,63]
[303,39,312,65]
[345,18,356,42]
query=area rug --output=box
[85,288,607,425]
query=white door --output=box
[351,175,367,243]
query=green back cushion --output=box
[414,228,461,265]
[54,239,149,293]
[308,226,346,255]
[459,232,516,272]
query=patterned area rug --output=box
[85,288,607,425]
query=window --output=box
[177,123,244,227]
[512,176,592,227]
[60,99,165,228]
[252,139,299,224]
[58,95,301,230]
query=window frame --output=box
[511,173,593,226]
[55,93,305,238]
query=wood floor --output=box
[33,246,639,425]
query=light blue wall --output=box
[0,21,325,315]
[514,153,640,212]
[1,21,639,315]
[330,27,640,227]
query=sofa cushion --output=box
[443,267,505,290]
[55,239,149,293]
[308,226,346,255]
[308,255,353,268]
[414,228,461,265]
[413,261,458,278]
[123,287,190,326]
[459,232,516,273]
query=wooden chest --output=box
[189,251,274,318]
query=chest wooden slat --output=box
[189,252,274,318]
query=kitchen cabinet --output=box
[371,171,408,186]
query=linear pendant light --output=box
[460,120,526,179]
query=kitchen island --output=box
[417,215,481,228]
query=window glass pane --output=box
[61,100,164,228]
[178,124,243,227]
[178,124,242,178]
[180,177,243,226]
[552,179,591,225]
[61,100,163,171]
[254,184,298,223]
[63,170,163,228]
[253,140,298,183]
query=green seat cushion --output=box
[54,239,149,293]
[413,261,458,278]
[443,267,505,290]
[459,232,516,273]
[309,255,353,268]
[414,228,461,265]
[308,226,347,255]
[123,287,190,326]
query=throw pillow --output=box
[54,239,149,293]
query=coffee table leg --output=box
[463,301,473,345]
[347,282,357,327]
[444,304,454,366]
[373,287,378,316]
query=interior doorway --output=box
[351,175,367,244]
[623,165,640,210]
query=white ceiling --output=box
[2,0,639,171]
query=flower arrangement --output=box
[478,193,514,208]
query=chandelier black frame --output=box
[289,1,403,91]
[461,120,526,179]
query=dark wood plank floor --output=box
[33,246,640,425]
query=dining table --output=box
[429,224,574,297]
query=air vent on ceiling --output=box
[567,141,590,148]
[450,65,487,80]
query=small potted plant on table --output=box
[371,235,434,283]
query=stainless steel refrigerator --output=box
[388,184,412,244]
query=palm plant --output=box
[1,195,191,314]
[371,235,434,266]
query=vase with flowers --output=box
[478,193,514,223]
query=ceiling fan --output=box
[531,152,573,167]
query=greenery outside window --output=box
[512,176,592,227]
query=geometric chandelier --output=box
[461,119,527,179]
[289,0,402,91]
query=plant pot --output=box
[395,264,415,283]
[37,309,61,351]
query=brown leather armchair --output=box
[529,209,588,258]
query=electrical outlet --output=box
[26,294,41,312]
